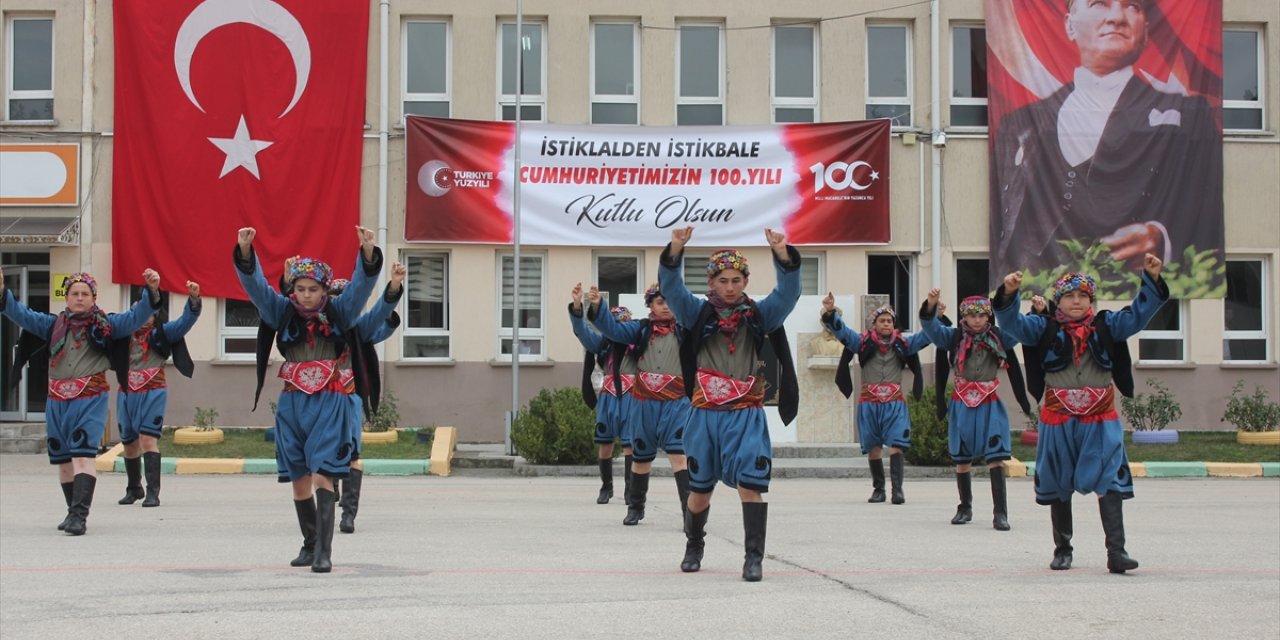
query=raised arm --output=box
[586,285,645,346]
[109,269,162,336]
[657,226,706,328]
[353,261,405,337]
[329,226,384,328]
[159,281,203,341]
[0,286,56,338]
[918,288,959,349]
[233,227,289,328]
[754,228,801,333]
[992,270,1046,345]
[819,306,863,352]
[1103,255,1171,341]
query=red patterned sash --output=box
[601,373,635,397]
[1042,385,1117,425]
[692,369,764,411]
[952,378,1000,408]
[279,360,355,395]
[859,382,904,404]
[48,372,110,400]
[633,372,685,401]
[125,367,167,392]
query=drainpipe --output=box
[929,0,942,289]
[80,0,97,271]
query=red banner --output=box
[405,118,891,247]
[986,0,1224,299]
[112,0,370,299]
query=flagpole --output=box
[507,0,524,456]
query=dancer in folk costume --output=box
[919,290,1031,530]
[234,226,382,573]
[587,282,691,526]
[821,297,929,504]
[659,227,801,582]
[110,280,203,508]
[568,285,636,505]
[993,254,1169,572]
[0,268,161,535]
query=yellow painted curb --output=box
[175,458,244,474]
[1130,462,1146,477]
[1205,462,1262,477]
[1002,458,1027,478]
[429,426,458,477]
[1237,431,1280,446]
[95,443,124,472]
[173,427,225,445]
[361,429,399,445]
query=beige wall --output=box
[2,0,1277,440]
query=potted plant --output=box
[1223,380,1280,446]
[174,406,225,445]
[1121,379,1182,444]
[362,389,400,445]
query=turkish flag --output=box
[112,0,370,299]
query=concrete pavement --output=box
[1,454,1277,639]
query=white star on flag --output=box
[208,115,273,179]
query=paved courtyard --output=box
[1,454,1277,639]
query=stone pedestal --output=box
[797,332,854,443]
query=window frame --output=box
[496,19,547,123]
[1136,300,1188,364]
[5,15,54,122]
[592,250,644,303]
[219,298,260,361]
[589,20,640,125]
[681,254,712,297]
[1223,257,1271,363]
[954,255,992,301]
[496,251,547,360]
[799,252,825,296]
[401,251,452,361]
[675,22,726,126]
[864,22,913,130]
[866,252,915,332]
[401,18,452,124]
[948,23,988,131]
[771,23,819,124]
[1223,25,1266,133]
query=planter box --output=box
[1132,430,1179,445]
[173,427,225,445]
[1019,430,1039,446]
[1237,431,1280,446]
[361,429,398,445]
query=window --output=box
[1223,259,1269,362]
[498,21,545,122]
[867,254,914,331]
[676,23,724,125]
[1223,27,1264,131]
[220,299,260,359]
[403,20,451,120]
[950,25,987,128]
[772,24,818,123]
[403,253,450,359]
[1137,302,1185,363]
[5,17,53,121]
[498,253,545,357]
[865,24,911,128]
[594,252,641,303]
[681,255,711,296]
[955,257,990,301]
[591,22,639,125]
[799,253,823,296]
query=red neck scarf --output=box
[862,330,902,353]
[956,323,1006,375]
[289,295,332,348]
[1055,308,1096,365]
[707,293,753,354]
[649,315,676,339]
[50,306,111,367]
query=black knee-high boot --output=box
[1099,492,1138,573]
[867,458,886,503]
[119,456,144,505]
[990,466,1010,530]
[682,506,709,573]
[889,453,906,505]
[339,468,363,533]
[142,451,162,507]
[623,473,648,525]
[741,502,768,582]
[623,454,634,506]
[290,497,317,567]
[596,458,613,504]
[673,469,691,516]
[312,488,337,573]
[64,473,96,536]
[1050,500,1073,570]
[57,481,74,531]
[951,471,973,524]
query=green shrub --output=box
[1222,380,1280,433]
[365,389,400,432]
[905,385,952,466]
[511,387,598,465]
[1120,378,1182,431]
[193,407,218,432]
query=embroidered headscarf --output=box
[958,296,992,318]
[610,306,632,322]
[643,283,662,306]
[706,249,749,279]
[288,258,334,290]
[63,273,98,297]
[1052,272,1096,302]
[328,278,350,296]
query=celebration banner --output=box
[986,0,1224,299]
[405,117,890,247]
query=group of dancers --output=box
[0,224,1168,579]
[570,229,1167,580]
